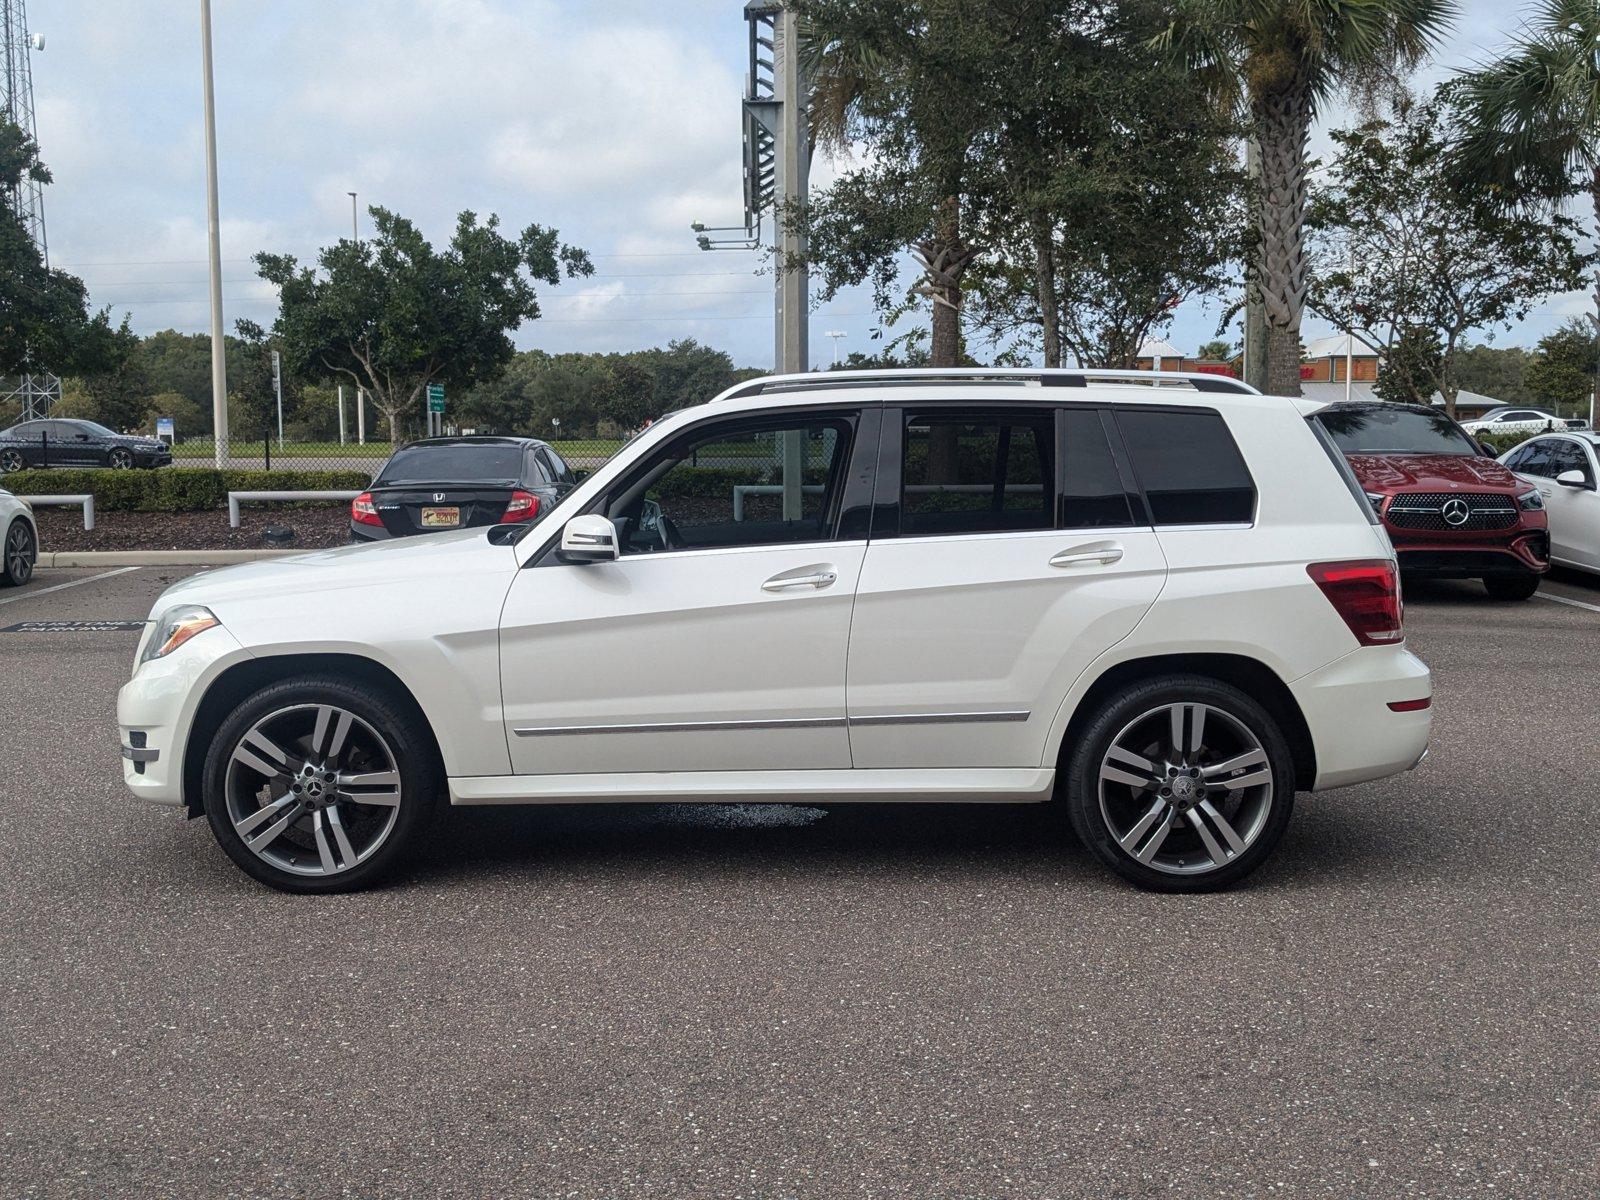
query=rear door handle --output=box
[1050,543,1124,568]
[762,565,838,593]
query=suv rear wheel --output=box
[1064,676,1295,892]
[202,674,439,893]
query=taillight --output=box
[1308,559,1403,646]
[351,491,383,527]
[502,490,540,522]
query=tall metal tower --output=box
[2,0,60,420]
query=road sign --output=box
[427,383,445,414]
[156,417,175,441]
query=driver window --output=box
[608,416,855,555]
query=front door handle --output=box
[762,565,838,593]
[1050,543,1124,568]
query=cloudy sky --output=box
[22,0,1591,372]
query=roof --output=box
[1304,334,1379,360]
[1302,383,1508,411]
[1136,339,1185,360]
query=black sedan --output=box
[349,436,576,541]
[0,418,172,472]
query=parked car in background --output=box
[1317,401,1550,600]
[1460,406,1587,439]
[349,435,575,541]
[1500,432,1600,576]
[0,418,171,472]
[120,368,1431,896]
[0,488,37,586]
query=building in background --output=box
[1132,340,1239,377]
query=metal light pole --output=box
[348,191,358,242]
[200,0,228,466]
[825,330,846,366]
[271,349,284,448]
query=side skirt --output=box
[448,767,1056,806]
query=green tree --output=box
[1452,0,1600,418]
[794,0,1038,366]
[0,120,125,384]
[1309,95,1590,415]
[1453,343,1534,404]
[254,207,591,442]
[1196,340,1235,361]
[1526,318,1599,414]
[964,30,1247,368]
[1372,323,1444,405]
[1155,0,1455,395]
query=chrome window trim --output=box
[514,710,1033,738]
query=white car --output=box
[1461,407,1577,439]
[1,488,37,587]
[118,369,1433,894]
[1500,432,1600,574]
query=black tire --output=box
[1063,675,1296,893]
[107,447,134,469]
[1484,574,1540,601]
[202,674,441,893]
[2,518,35,586]
[0,449,24,473]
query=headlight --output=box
[139,605,220,665]
[1517,488,1544,511]
[1365,492,1387,513]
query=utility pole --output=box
[200,0,229,466]
[348,191,358,243]
[1,0,61,420]
[271,349,283,447]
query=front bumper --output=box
[118,623,251,808]
[1290,643,1433,791]
[1386,522,1549,578]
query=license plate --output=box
[420,506,460,528]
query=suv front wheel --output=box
[1065,676,1296,892]
[202,674,439,893]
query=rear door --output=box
[845,405,1167,769]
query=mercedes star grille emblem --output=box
[1442,497,1471,526]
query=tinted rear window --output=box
[1317,407,1477,456]
[1115,409,1255,526]
[1061,408,1134,528]
[900,411,1054,536]
[377,444,524,485]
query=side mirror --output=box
[557,513,619,563]
[1477,441,1496,456]
[1556,469,1594,490]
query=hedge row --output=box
[652,465,830,500]
[0,468,375,512]
[1472,429,1538,456]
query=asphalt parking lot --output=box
[2,565,1598,1198]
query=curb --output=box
[41,549,307,568]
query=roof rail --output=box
[716,367,1258,401]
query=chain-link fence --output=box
[165,429,632,477]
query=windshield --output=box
[1317,407,1478,456]
[376,443,524,486]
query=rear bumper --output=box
[1291,644,1433,791]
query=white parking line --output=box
[0,566,141,607]
[1536,591,1600,615]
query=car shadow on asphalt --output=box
[390,796,1418,895]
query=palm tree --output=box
[1452,0,1600,415]
[1157,0,1456,396]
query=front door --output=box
[1541,438,1600,570]
[499,407,875,775]
[846,405,1168,769]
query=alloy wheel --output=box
[0,450,22,473]
[1097,702,1274,876]
[108,449,133,469]
[5,521,34,584]
[224,703,403,878]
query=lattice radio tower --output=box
[2,0,60,420]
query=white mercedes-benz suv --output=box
[119,369,1432,893]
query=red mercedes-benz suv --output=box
[1316,401,1549,600]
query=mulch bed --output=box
[33,505,354,552]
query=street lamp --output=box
[199,0,228,467]
[825,329,847,366]
[348,191,358,243]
